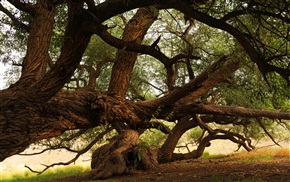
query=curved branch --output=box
[256,118,281,147]
[0,3,30,32]
[221,9,290,24]
[89,0,288,62]
[172,4,261,64]
[7,0,35,15]
[83,11,200,68]
[172,129,255,161]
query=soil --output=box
[51,156,290,182]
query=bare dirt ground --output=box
[51,156,290,182]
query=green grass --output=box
[201,152,227,159]
[202,151,211,158]
[229,147,289,163]
[1,165,89,182]
[239,155,274,163]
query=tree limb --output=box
[83,11,200,68]
[0,3,30,32]
[7,0,35,15]
[177,102,290,120]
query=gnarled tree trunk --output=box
[90,130,157,179]
[90,6,160,179]
[1,1,290,175]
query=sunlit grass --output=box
[229,147,290,162]
[202,152,227,159]
[1,164,90,182]
[201,147,289,162]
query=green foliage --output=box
[140,127,169,148]
[49,4,67,60]
[165,111,175,121]
[0,1,289,171]
[187,127,204,141]
[129,55,167,99]
[201,151,210,158]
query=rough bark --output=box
[176,102,290,120]
[0,0,289,167]
[0,88,98,161]
[108,6,159,98]
[90,130,157,179]
[0,87,153,161]
[26,1,91,103]
[90,7,160,172]
[17,0,55,86]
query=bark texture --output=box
[90,130,157,179]
[0,0,289,169]
[19,0,55,85]
[108,6,159,98]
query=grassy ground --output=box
[1,147,289,181]
[0,165,90,182]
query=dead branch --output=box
[25,127,113,175]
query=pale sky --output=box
[0,63,8,89]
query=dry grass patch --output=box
[229,147,290,161]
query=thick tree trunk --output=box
[0,88,146,162]
[1,85,288,162]
[18,0,56,85]
[1,0,289,168]
[90,130,157,179]
[108,6,159,98]
[90,7,160,177]
[0,88,97,161]
[0,2,93,161]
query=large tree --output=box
[0,0,289,179]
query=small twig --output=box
[218,129,255,151]
[255,138,290,150]
[176,142,196,153]
[24,165,42,174]
[256,118,282,147]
